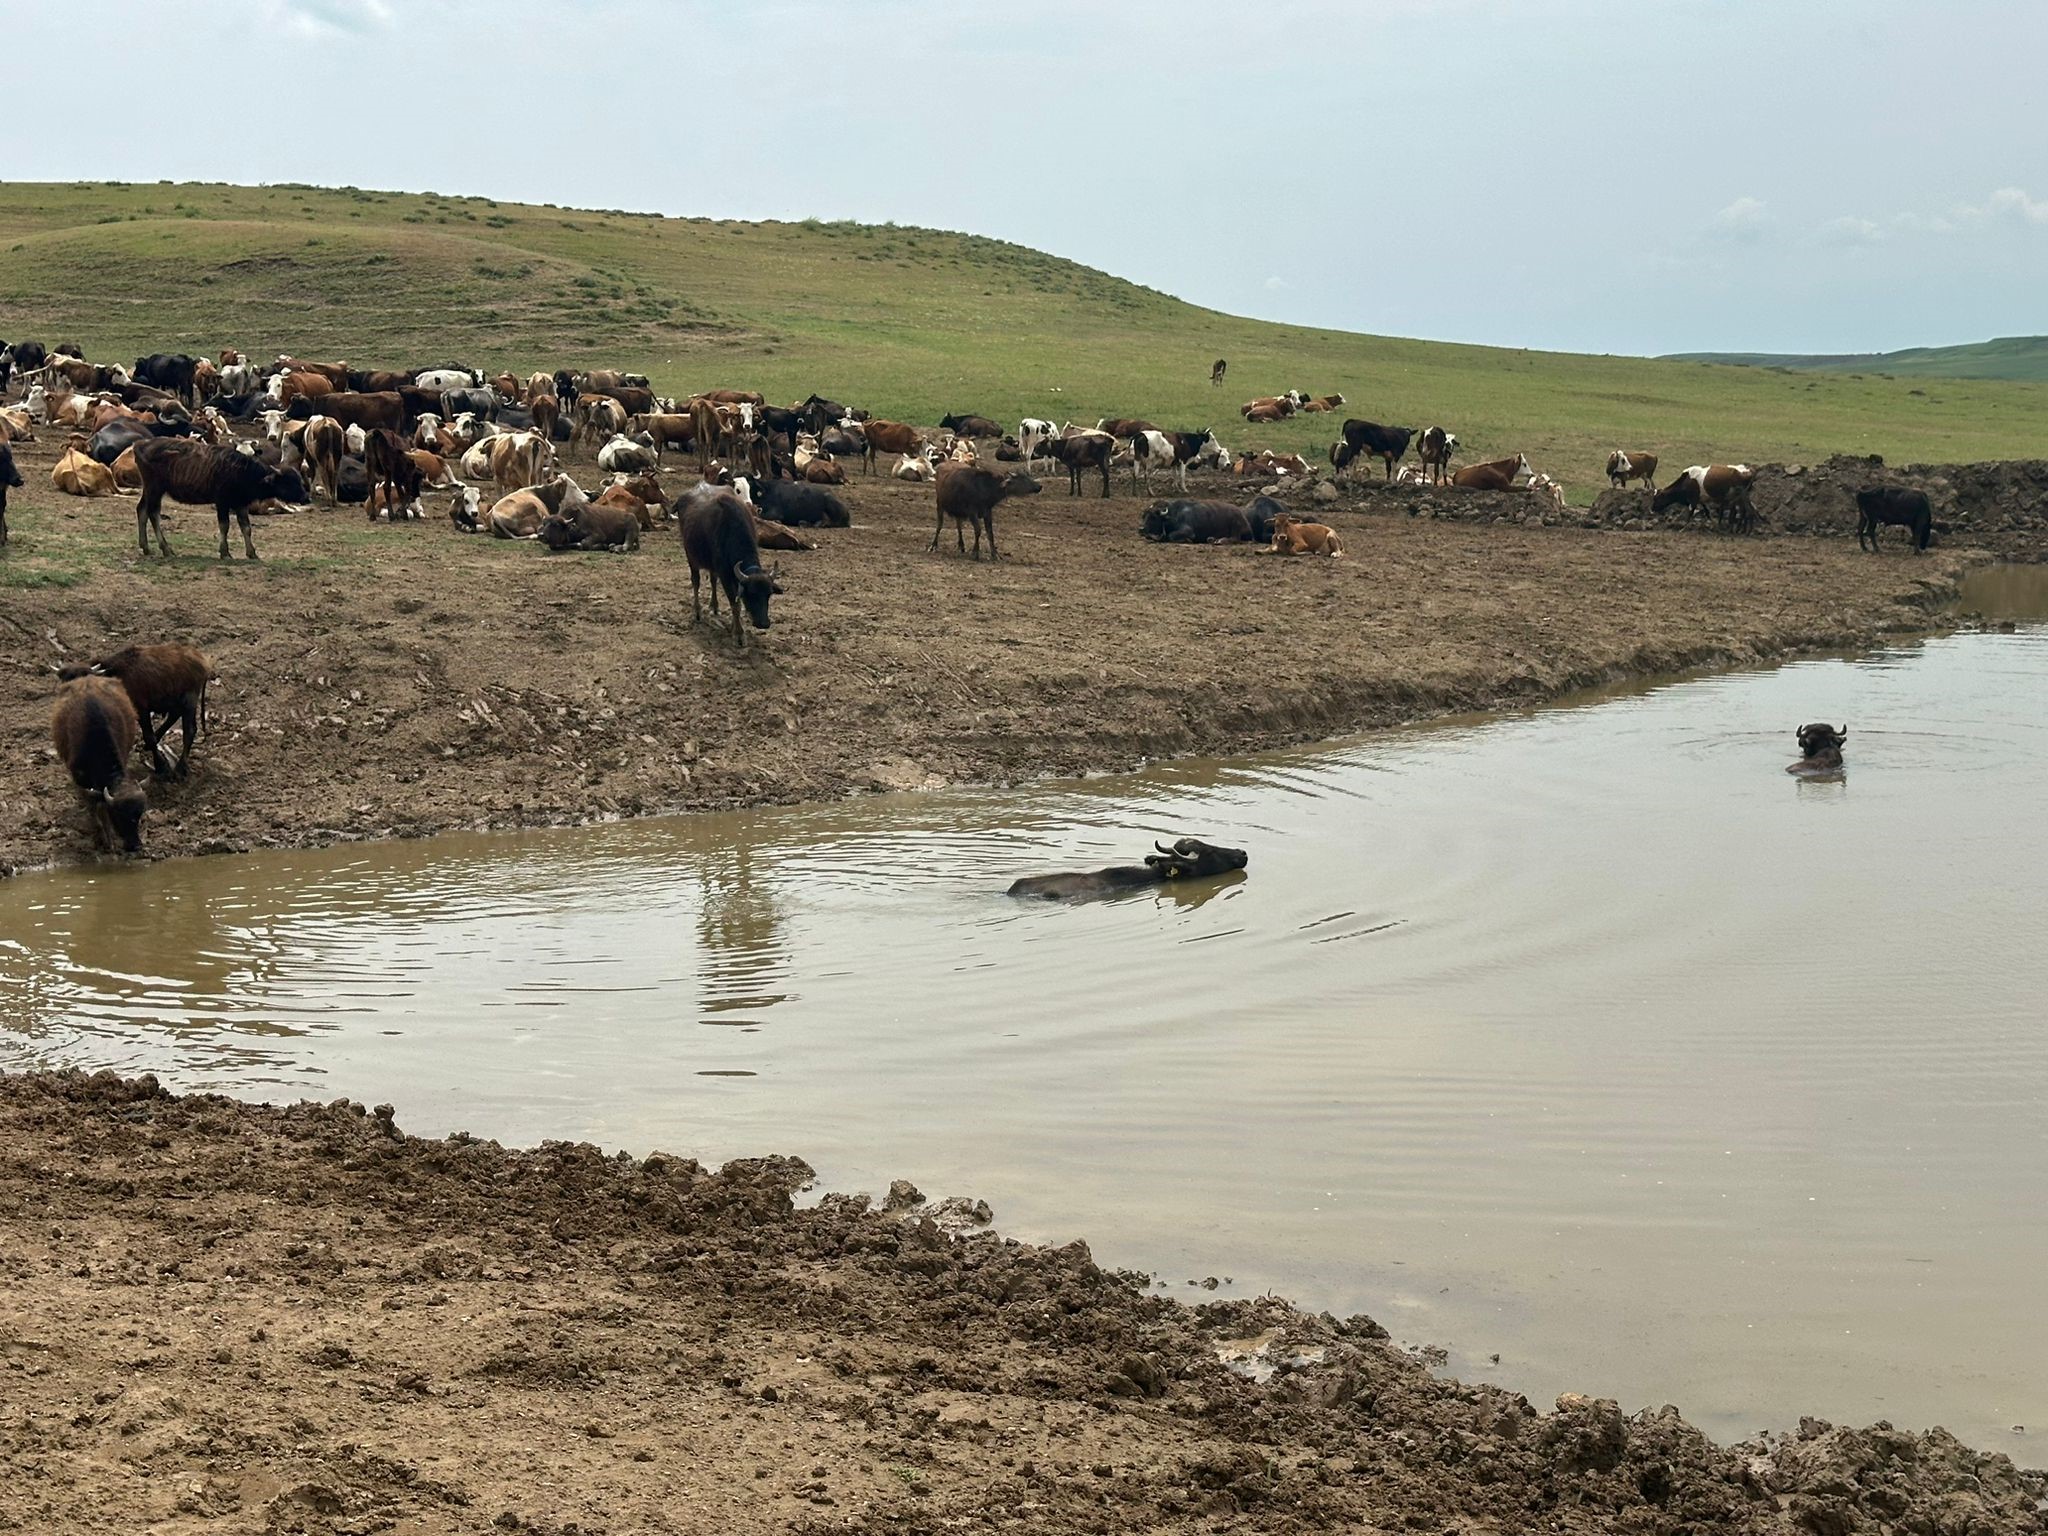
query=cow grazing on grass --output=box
[1130,428,1217,492]
[1211,359,1227,385]
[1007,837,1247,901]
[1789,723,1848,775]
[1450,454,1532,492]
[51,676,148,855]
[1606,449,1659,490]
[57,643,215,780]
[0,441,21,545]
[931,463,1040,560]
[1041,429,1116,497]
[1266,513,1345,557]
[1652,464,1757,533]
[678,485,783,648]
[1333,420,1415,481]
[133,438,306,560]
[1855,486,1935,552]
[1417,426,1456,484]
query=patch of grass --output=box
[1,180,2045,503]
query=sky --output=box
[8,0,2046,358]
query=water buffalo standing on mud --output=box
[678,484,783,648]
[132,438,306,560]
[931,463,1040,559]
[1855,486,1935,552]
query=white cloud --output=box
[1819,215,1883,246]
[1709,196,1770,242]
[1961,186,2048,225]
[1263,275,1288,291]
[266,0,393,37]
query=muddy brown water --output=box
[4,568,2046,1447]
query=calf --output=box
[1041,429,1116,497]
[133,438,307,559]
[56,643,215,779]
[1606,449,1659,490]
[1007,837,1247,901]
[1266,513,1345,557]
[931,463,1040,560]
[1210,358,1227,385]
[0,440,21,544]
[1855,486,1934,552]
[678,484,783,647]
[1417,426,1456,484]
[51,675,148,855]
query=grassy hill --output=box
[1667,336,2048,383]
[5,181,2046,498]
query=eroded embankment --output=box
[0,424,1974,875]
[1,1069,2042,1535]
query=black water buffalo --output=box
[931,464,1040,559]
[678,485,783,647]
[1007,837,1249,901]
[939,412,1003,440]
[1333,420,1415,480]
[1855,486,1934,552]
[132,439,306,560]
[754,478,849,528]
[1789,722,1848,775]
[1141,499,1253,543]
[133,353,200,404]
[87,419,158,465]
[0,440,22,545]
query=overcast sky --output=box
[10,0,2045,357]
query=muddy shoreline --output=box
[0,423,1981,877]
[1,1069,2040,1534]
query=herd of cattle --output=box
[0,336,1946,858]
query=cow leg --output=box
[957,515,967,554]
[928,505,946,553]
[1097,459,1110,498]
[139,711,172,778]
[984,514,998,562]
[690,568,704,625]
[176,697,199,778]
[236,507,258,560]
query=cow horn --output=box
[1154,841,1177,855]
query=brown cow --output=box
[1450,454,1531,492]
[859,419,922,475]
[931,462,1041,560]
[1606,449,1659,490]
[1096,417,1157,438]
[279,370,336,406]
[1240,396,1294,422]
[529,392,560,442]
[595,473,667,530]
[51,675,148,855]
[53,447,120,497]
[303,415,345,503]
[279,358,351,387]
[1266,513,1345,557]
[801,457,845,485]
[132,438,306,559]
[1417,426,1455,485]
[306,391,404,433]
[1298,393,1346,414]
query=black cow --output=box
[0,344,12,397]
[678,485,783,648]
[759,405,803,454]
[754,479,849,528]
[213,391,270,422]
[491,403,536,431]
[797,394,851,435]
[133,353,200,405]
[931,465,1040,559]
[10,340,48,376]
[132,439,307,560]
[1141,499,1254,543]
[0,440,22,545]
[939,412,1003,440]
[1334,420,1415,480]
[87,420,157,465]
[1041,431,1116,497]
[442,387,497,419]
[1855,486,1934,552]
[1007,837,1249,901]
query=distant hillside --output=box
[4,181,2047,496]
[1665,336,2048,383]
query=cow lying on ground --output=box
[484,475,588,539]
[1788,723,1848,776]
[539,501,641,553]
[57,643,215,779]
[51,674,148,855]
[133,438,307,558]
[1265,513,1345,557]
[1855,486,1935,552]
[53,445,121,497]
[1139,496,1290,544]
[1006,838,1248,901]
[939,412,1003,440]
[1450,454,1532,492]
[754,479,849,528]
[1606,449,1658,490]
[931,463,1040,560]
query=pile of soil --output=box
[1588,456,2048,559]
[0,426,1973,875]
[3,1069,2040,1535]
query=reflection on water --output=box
[4,605,2048,1448]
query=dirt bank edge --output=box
[2,1068,2042,1535]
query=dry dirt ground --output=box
[0,428,1972,875]
[3,1070,2042,1536]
